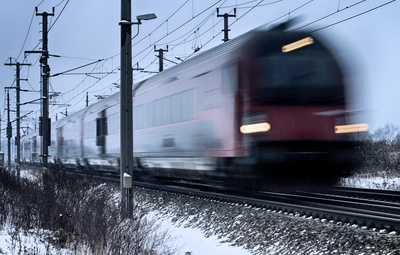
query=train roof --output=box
[49,25,312,127]
[137,30,254,88]
[134,27,314,94]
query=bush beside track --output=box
[0,166,175,254]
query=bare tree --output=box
[359,123,400,174]
[372,123,400,144]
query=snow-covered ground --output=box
[1,170,400,255]
[339,175,400,190]
[0,224,250,255]
[0,206,251,255]
[148,211,252,255]
[0,229,70,255]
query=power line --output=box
[51,0,227,114]
[131,0,227,63]
[255,0,314,31]
[219,0,259,9]
[310,0,396,33]
[54,0,66,8]
[294,0,366,31]
[16,10,36,61]
[48,0,70,33]
[59,0,228,101]
[40,0,397,118]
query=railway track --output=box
[131,179,400,233]
[29,165,400,233]
[257,189,400,232]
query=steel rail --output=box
[131,180,400,233]
[22,164,400,232]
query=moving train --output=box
[21,25,368,190]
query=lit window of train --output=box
[84,121,96,139]
[107,113,120,134]
[134,88,196,130]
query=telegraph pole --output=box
[26,8,54,167]
[217,8,236,42]
[120,2,156,219]
[6,90,11,168]
[0,112,2,152]
[120,0,134,219]
[154,45,168,72]
[4,59,31,173]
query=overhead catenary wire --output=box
[294,0,366,31]
[310,0,396,33]
[51,0,227,114]
[27,0,397,120]
[48,0,70,33]
[130,0,226,53]
[16,10,36,61]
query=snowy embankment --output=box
[0,229,71,255]
[339,174,400,190]
[137,185,400,255]
[1,168,400,255]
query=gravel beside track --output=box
[134,187,400,254]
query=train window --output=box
[136,105,143,129]
[90,121,95,138]
[84,122,89,138]
[148,101,155,128]
[96,117,107,146]
[142,105,147,129]
[134,88,197,129]
[222,62,238,93]
[162,96,171,125]
[133,105,139,129]
[181,90,191,121]
[32,137,37,150]
[258,50,339,89]
[142,104,147,129]
[185,89,197,121]
[107,113,120,134]
[84,121,96,138]
[203,88,221,110]
[254,47,343,105]
[155,99,162,126]
[171,93,181,123]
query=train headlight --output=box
[282,37,314,53]
[334,123,369,134]
[240,122,271,134]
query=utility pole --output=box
[6,90,11,168]
[0,112,2,152]
[217,8,236,42]
[120,1,156,219]
[120,0,134,220]
[132,62,144,72]
[4,59,31,174]
[86,92,89,107]
[25,7,54,168]
[154,45,168,72]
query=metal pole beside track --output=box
[26,8,55,168]
[6,90,11,169]
[120,0,134,219]
[4,60,31,178]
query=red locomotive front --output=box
[236,31,368,187]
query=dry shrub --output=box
[0,166,176,254]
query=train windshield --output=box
[254,42,344,105]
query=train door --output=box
[57,127,64,158]
[32,136,38,162]
[221,62,240,154]
[96,110,107,155]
